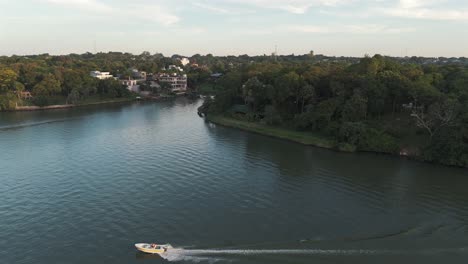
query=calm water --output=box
[1,98,468,264]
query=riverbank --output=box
[206,115,356,152]
[206,115,468,169]
[13,97,135,112]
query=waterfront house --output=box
[90,71,114,80]
[131,69,147,80]
[120,79,140,92]
[168,65,184,72]
[180,58,190,66]
[19,91,33,99]
[157,73,187,93]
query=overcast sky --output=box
[0,0,467,57]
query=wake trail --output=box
[160,248,389,262]
[0,118,79,131]
[160,247,468,262]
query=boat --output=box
[135,243,171,255]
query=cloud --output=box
[130,5,180,26]
[45,0,180,25]
[382,0,468,21]
[193,2,231,14]
[287,24,415,34]
[46,0,112,12]
[224,0,350,14]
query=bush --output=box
[339,122,399,154]
[339,122,367,146]
[32,96,50,107]
[423,127,468,166]
[359,128,399,154]
[0,92,18,110]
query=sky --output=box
[0,0,467,57]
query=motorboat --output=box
[135,243,171,255]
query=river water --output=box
[1,98,467,264]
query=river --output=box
[1,98,467,264]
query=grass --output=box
[76,95,135,106]
[206,115,346,151]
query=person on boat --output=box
[151,243,157,249]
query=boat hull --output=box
[135,243,170,255]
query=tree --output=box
[0,68,17,92]
[342,92,368,122]
[299,84,315,113]
[33,74,61,96]
[67,89,80,104]
[242,77,267,111]
[411,97,459,139]
[62,70,83,96]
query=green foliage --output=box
[0,91,18,110]
[342,92,368,122]
[423,127,468,167]
[2,52,468,167]
[197,54,468,167]
[263,105,282,125]
[33,74,61,96]
[0,68,17,92]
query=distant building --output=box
[19,91,33,99]
[90,71,113,80]
[180,58,190,66]
[211,73,223,78]
[131,69,147,80]
[168,65,183,72]
[158,73,187,92]
[120,79,139,92]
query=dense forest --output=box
[199,55,468,168]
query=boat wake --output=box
[159,248,383,262]
[0,118,79,131]
[159,247,468,262]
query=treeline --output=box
[200,55,468,167]
[0,53,149,109]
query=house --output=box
[180,58,190,66]
[131,69,147,80]
[211,73,223,78]
[19,91,33,99]
[168,65,183,72]
[157,73,187,93]
[120,79,139,92]
[90,71,114,80]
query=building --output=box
[180,58,190,66]
[158,73,187,92]
[168,65,183,72]
[90,71,114,80]
[120,79,139,92]
[19,91,33,99]
[131,69,147,80]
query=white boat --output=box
[135,243,171,255]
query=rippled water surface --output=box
[1,99,468,264]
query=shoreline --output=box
[206,115,468,169]
[206,115,352,151]
[10,98,136,112]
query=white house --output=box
[180,58,190,66]
[168,65,183,72]
[158,73,187,92]
[120,79,139,92]
[90,71,114,80]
